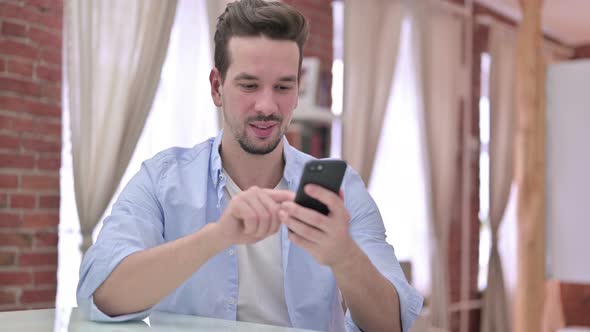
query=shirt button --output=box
[228,249,234,256]
[228,297,236,305]
[220,174,225,180]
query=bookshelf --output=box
[287,57,336,158]
[292,105,335,125]
[288,105,336,159]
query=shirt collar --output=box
[209,130,302,189]
[209,130,224,188]
[281,137,302,188]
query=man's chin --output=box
[239,135,282,155]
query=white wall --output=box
[545,60,590,283]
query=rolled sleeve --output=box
[343,168,424,332]
[77,241,152,322]
[343,247,423,332]
[76,161,166,322]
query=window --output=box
[477,51,518,295]
[478,52,491,290]
[330,1,344,159]
[368,17,431,295]
[331,2,429,294]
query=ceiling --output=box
[475,0,590,47]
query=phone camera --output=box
[309,164,324,172]
[309,164,325,172]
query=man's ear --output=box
[294,88,299,110]
[209,68,223,107]
[294,81,299,111]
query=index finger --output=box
[263,189,295,203]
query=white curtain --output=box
[59,0,216,308]
[481,22,516,332]
[66,0,178,253]
[412,4,465,330]
[342,0,406,185]
[90,0,220,241]
[369,17,431,296]
[95,0,220,240]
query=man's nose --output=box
[254,88,279,115]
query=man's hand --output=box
[278,184,357,268]
[216,187,295,247]
[280,184,402,332]
[93,187,295,318]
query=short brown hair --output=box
[214,0,309,82]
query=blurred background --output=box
[0,0,589,331]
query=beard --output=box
[228,113,286,155]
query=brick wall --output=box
[282,0,333,108]
[0,0,62,311]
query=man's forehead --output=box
[227,36,299,63]
[225,36,300,79]
[227,35,298,48]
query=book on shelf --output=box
[286,122,331,159]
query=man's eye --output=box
[276,85,293,91]
[240,84,258,90]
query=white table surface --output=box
[0,307,319,332]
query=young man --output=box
[77,1,423,331]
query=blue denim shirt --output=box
[77,131,423,332]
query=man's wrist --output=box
[330,238,364,274]
[201,223,233,253]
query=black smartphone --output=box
[294,159,347,215]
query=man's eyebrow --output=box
[233,73,297,82]
[234,73,258,80]
[278,75,297,82]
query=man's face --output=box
[211,36,299,155]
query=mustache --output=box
[247,114,282,122]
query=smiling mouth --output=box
[249,120,278,129]
[249,122,278,138]
[250,124,274,129]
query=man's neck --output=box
[219,135,285,190]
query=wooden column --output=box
[514,1,546,332]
